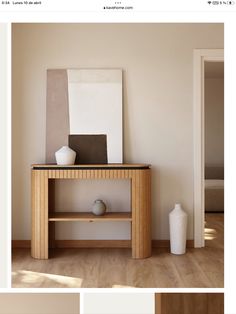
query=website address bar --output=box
[0,0,235,12]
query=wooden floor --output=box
[12,214,223,288]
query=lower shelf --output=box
[48,212,132,222]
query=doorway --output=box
[204,61,224,249]
[193,49,224,247]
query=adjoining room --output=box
[204,61,224,250]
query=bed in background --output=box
[205,166,224,213]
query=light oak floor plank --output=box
[12,214,223,288]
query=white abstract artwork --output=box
[67,69,123,163]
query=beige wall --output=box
[12,23,224,240]
[205,78,224,166]
[0,294,79,314]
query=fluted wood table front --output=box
[31,164,151,259]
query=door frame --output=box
[193,48,224,247]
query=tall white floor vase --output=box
[169,203,187,254]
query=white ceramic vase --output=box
[55,146,76,165]
[169,203,187,255]
[92,199,106,216]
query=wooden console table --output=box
[31,164,151,259]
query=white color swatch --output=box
[84,293,154,314]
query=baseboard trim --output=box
[55,240,131,248]
[152,240,194,248]
[12,240,31,248]
[12,239,194,249]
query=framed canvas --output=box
[67,69,123,163]
[46,68,123,164]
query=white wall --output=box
[12,23,224,240]
[84,293,154,314]
[0,294,79,314]
[0,23,8,287]
[205,78,224,166]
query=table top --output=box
[31,163,151,170]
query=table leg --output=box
[131,169,151,258]
[31,170,49,259]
